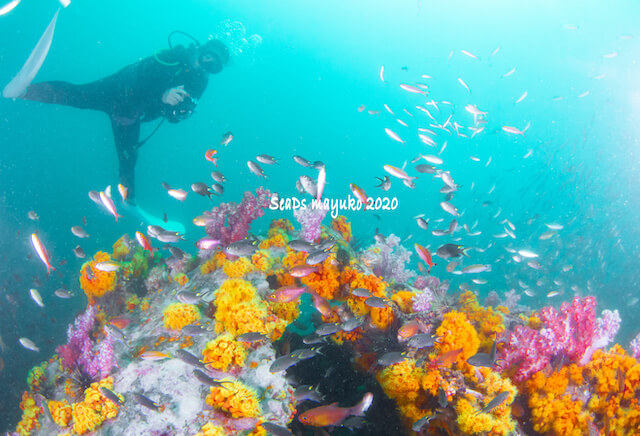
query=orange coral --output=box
[222,257,253,278]
[259,231,289,249]
[162,302,201,331]
[79,251,117,301]
[202,333,248,372]
[200,251,226,275]
[71,377,120,435]
[457,291,504,351]
[173,273,189,286]
[377,360,428,428]
[206,380,261,418]
[251,250,273,272]
[300,255,341,300]
[435,311,480,365]
[331,215,352,242]
[269,301,300,323]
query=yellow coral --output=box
[377,360,427,428]
[71,401,103,435]
[258,231,289,249]
[206,380,261,418]
[15,392,42,436]
[222,257,253,278]
[111,235,131,261]
[370,306,395,330]
[214,279,288,341]
[48,399,72,427]
[79,251,117,301]
[269,300,300,323]
[435,311,480,365]
[193,422,227,436]
[200,251,226,275]
[163,302,201,331]
[202,333,248,372]
[390,290,415,313]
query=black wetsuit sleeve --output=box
[111,119,141,201]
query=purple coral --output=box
[293,206,327,242]
[360,234,416,284]
[630,332,640,359]
[412,289,434,312]
[497,296,598,382]
[56,305,117,379]
[579,309,621,364]
[204,188,272,246]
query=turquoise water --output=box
[1,0,640,431]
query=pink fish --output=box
[414,243,436,273]
[135,231,153,251]
[298,392,373,427]
[384,128,404,145]
[266,285,308,303]
[289,265,319,278]
[383,164,414,181]
[349,183,368,209]
[31,233,55,275]
[117,184,128,202]
[99,191,122,222]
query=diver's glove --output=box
[162,85,189,106]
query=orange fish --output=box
[397,321,420,341]
[266,285,308,303]
[349,183,368,210]
[31,233,55,275]
[311,294,332,317]
[436,348,463,366]
[140,351,170,361]
[205,149,218,166]
[135,231,153,252]
[109,317,131,329]
[298,392,373,427]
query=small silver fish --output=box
[211,182,224,195]
[302,333,325,345]
[192,369,232,388]
[88,190,102,205]
[412,414,434,432]
[293,155,314,168]
[29,288,44,308]
[54,288,74,299]
[220,131,233,146]
[294,385,324,403]
[247,160,267,179]
[477,391,509,414]
[416,217,429,230]
[364,296,387,308]
[73,245,86,259]
[191,182,213,198]
[176,290,202,305]
[377,351,406,366]
[94,261,121,272]
[270,354,301,373]
[19,337,39,352]
[210,171,227,183]
[132,392,164,411]
[175,349,205,367]
[299,175,318,198]
[315,323,341,336]
[71,226,89,239]
[351,288,372,298]
[256,154,279,165]
[341,317,362,332]
[260,422,292,436]
[289,239,316,252]
[226,240,258,257]
[99,387,124,405]
[415,164,437,174]
[181,324,209,335]
[408,334,436,349]
[305,249,330,265]
[237,332,267,343]
[104,324,127,344]
[375,176,391,191]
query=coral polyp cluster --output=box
[11,192,640,436]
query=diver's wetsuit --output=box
[21,45,209,200]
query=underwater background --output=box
[1,0,640,433]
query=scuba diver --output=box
[13,32,229,203]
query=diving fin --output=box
[129,204,186,234]
[4,10,59,98]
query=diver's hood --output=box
[198,39,229,74]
